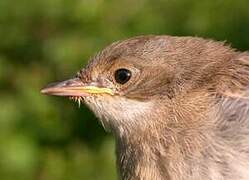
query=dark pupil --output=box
[115,69,131,84]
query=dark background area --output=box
[0,0,248,179]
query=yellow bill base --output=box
[69,86,114,95]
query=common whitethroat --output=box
[41,35,249,180]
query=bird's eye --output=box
[114,68,132,84]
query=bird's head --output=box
[41,35,236,136]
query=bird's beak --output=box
[41,78,114,97]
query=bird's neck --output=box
[115,130,170,180]
[114,123,212,180]
[113,92,216,179]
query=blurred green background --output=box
[0,0,248,179]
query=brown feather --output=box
[53,35,249,179]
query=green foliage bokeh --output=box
[0,0,248,179]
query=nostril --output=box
[65,81,73,86]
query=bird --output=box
[41,35,249,180]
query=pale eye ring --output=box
[114,68,132,84]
